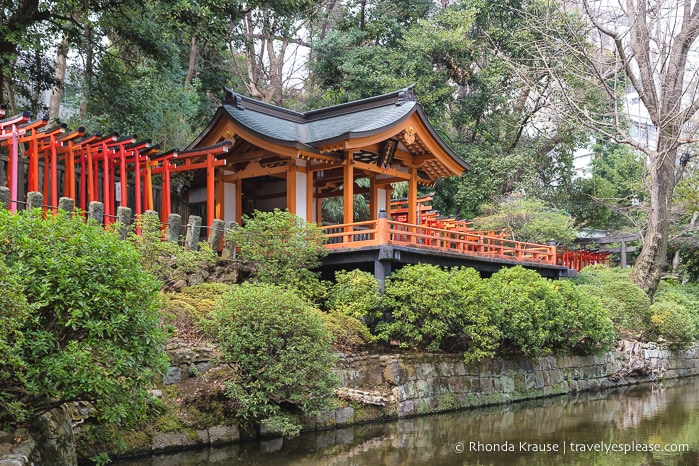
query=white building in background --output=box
[573,86,658,179]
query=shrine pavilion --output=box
[187,85,467,226]
[186,86,570,281]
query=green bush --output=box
[287,269,330,307]
[654,281,699,340]
[321,310,373,350]
[489,267,563,356]
[378,265,500,361]
[472,197,577,247]
[378,264,462,352]
[225,209,326,285]
[199,282,337,436]
[574,265,651,337]
[129,212,217,290]
[0,209,167,427]
[179,283,234,315]
[650,301,696,348]
[327,269,382,320]
[550,280,615,353]
[448,267,501,362]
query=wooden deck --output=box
[319,216,570,285]
[321,217,557,265]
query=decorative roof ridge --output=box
[221,85,418,123]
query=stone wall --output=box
[328,340,699,426]
[6,340,699,464]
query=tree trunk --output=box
[184,36,198,93]
[630,147,677,297]
[80,25,94,120]
[49,36,69,122]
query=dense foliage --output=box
[0,208,167,427]
[490,267,614,356]
[574,265,652,338]
[377,264,613,361]
[129,212,217,290]
[199,282,338,437]
[326,269,382,321]
[226,209,326,285]
[472,197,577,247]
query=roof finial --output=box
[223,87,245,110]
[396,85,416,106]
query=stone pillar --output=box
[142,210,161,238]
[221,221,238,259]
[26,191,43,211]
[116,206,132,239]
[208,219,225,250]
[0,187,9,209]
[89,201,104,226]
[186,215,202,251]
[58,197,75,212]
[165,213,182,243]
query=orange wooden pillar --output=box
[286,160,297,215]
[161,159,172,223]
[235,179,243,224]
[206,152,216,227]
[306,167,314,222]
[408,167,418,226]
[50,133,58,210]
[370,176,378,220]
[343,153,354,231]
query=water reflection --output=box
[113,378,699,465]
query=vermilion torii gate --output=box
[0,106,231,227]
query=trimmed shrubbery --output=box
[199,282,338,437]
[574,265,651,337]
[327,269,382,321]
[0,208,167,428]
[376,265,614,360]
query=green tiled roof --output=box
[188,86,467,171]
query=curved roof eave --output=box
[188,106,319,154]
[414,106,470,171]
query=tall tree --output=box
[528,0,699,296]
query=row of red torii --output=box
[0,107,610,272]
[0,108,228,227]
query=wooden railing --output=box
[321,217,557,265]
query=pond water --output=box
[113,377,699,465]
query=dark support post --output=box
[58,197,75,212]
[26,191,43,211]
[89,201,104,226]
[0,187,9,209]
[186,215,202,251]
[621,241,627,269]
[374,256,392,293]
[166,213,182,243]
[116,206,132,239]
[208,218,225,250]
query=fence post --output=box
[185,215,202,251]
[221,221,238,259]
[26,191,43,211]
[165,213,182,243]
[89,201,104,226]
[0,187,9,209]
[208,219,225,250]
[58,197,75,212]
[116,206,132,240]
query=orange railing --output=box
[321,217,557,265]
[557,249,610,270]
